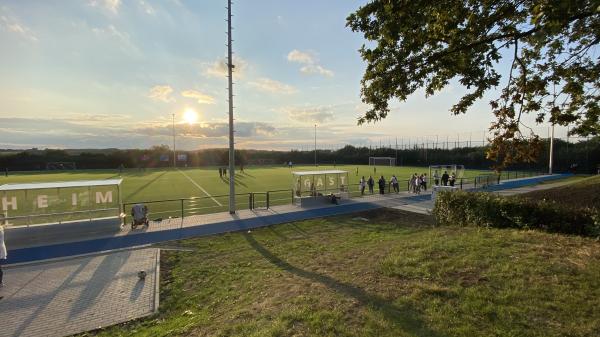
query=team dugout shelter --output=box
[0,179,123,227]
[292,170,350,207]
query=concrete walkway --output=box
[0,248,159,337]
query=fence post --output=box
[180,199,184,219]
[460,178,463,190]
[249,193,253,210]
[266,192,270,209]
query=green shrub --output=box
[433,191,600,237]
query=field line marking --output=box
[177,169,223,206]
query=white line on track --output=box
[177,169,223,206]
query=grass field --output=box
[86,208,600,337]
[1,165,492,224]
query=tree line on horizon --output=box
[1,137,598,173]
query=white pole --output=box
[227,0,236,214]
[549,124,554,174]
[172,113,176,169]
[314,124,317,166]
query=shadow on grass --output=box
[242,232,446,337]
[124,170,168,201]
[220,175,248,188]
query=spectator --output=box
[433,171,440,186]
[415,174,422,194]
[421,173,428,191]
[449,173,456,187]
[0,224,6,287]
[391,175,399,193]
[368,176,375,194]
[441,171,449,186]
[360,176,366,195]
[219,167,223,178]
[378,175,386,195]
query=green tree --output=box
[347,0,600,169]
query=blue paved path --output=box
[6,174,569,264]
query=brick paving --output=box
[0,248,159,337]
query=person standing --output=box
[360,176,366,195]
[367,175,375,194]
[449,173,456,187]
[391,175,399,193]
[421,173,428,191]
[378,175,386,195]
[219,167,223,178]
[0,224,6,287]
[441,171,449,186]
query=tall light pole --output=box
[172,113,176,169]
[549,124,555,174]
[314,124,317,166]
[227,0,236,214]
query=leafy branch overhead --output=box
[347,0,600,169]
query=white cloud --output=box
[202,56,248,79]
[89,0,121,14]
[285,105,335,124]
[287,49,315,64]
[147,85,174,102]
[0,14,37,42]
[91,24,140,55]
[181,90,215,104]
[138,0,155,15]
[300,64,334,77]
[287,49,334,77]
[248,78,297,95]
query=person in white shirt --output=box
[0,224,7,287]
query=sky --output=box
[0,0,572,151]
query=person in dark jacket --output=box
[367,176,375,194]
[441,171,449,186]
[378,175,386,194]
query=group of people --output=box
[358,173,431,195]
[359,175,401,195]
[218,167,228,178]
[433,171,457,187]
[408,173,428,194]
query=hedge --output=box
[433,191,600,237]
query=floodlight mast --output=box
[227,0,235,214]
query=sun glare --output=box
[183,109,198,124]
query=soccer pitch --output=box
[1,165,491,202]
[1,165,492,223]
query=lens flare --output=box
[183,109,198,124]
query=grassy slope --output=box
[90,209,600,337]
[520,175,600,209]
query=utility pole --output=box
[227,0,236,214]
[549,124,554,174]
[314,124,317,166]
[395,137,398,165]
[172,113,176,169]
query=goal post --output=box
[369,157,396,166]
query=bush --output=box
[433,191,600,237]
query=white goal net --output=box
[369,157,396,166]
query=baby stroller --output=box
[131,204,149,229]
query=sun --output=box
[183,109,198,124]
